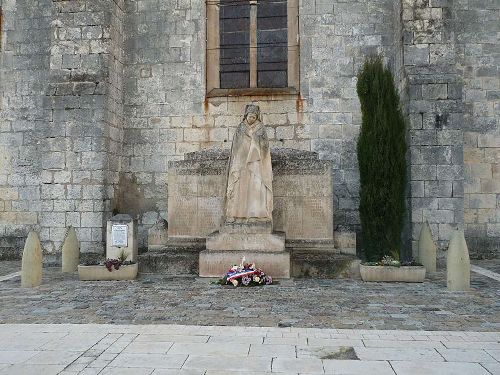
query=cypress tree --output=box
[356,56,407,262]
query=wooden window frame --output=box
[206,0,299,97]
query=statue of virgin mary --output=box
[224,104,273,223]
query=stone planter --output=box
[78,263,138,281]
[360,264,425,283]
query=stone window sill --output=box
[206,87,299,99]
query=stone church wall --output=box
[0,0,498,259]
[458,1,500,258]
[0,0,126,259]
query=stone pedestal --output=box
[199,250,290,278]
[148,218,169,251]
[201,222,289,278]
[206,231,285,252]
[106,214,138,262]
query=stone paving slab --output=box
[0,265,499,331]
[0,324,498,375]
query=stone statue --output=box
[225,104,273,223]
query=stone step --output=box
[139,251,199,275]
[291,251,360,279]
[139,246,360,279]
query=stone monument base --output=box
[206,231,285,252]
[202,226,289,278]
[199,249,290,278]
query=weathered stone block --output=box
[447,230,470,291]
[422,84,448,99]
[21,231,43,288]
[418,221,437,273]
[62,227,80,273]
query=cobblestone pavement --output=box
[0,324,499,375]
[0,261,20,276]
[0,263,499,331]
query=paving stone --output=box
[108,353,188,369]
[363,339,445,349]
[168,342,250,356]
[480,362,500,375]
[24,350,80,365]
[0,364,66,375]
[323,359,395,374]
[486,349,500,362]
[123,342,174,354]
[0,351,43,365]
[437,348,498,362]
[182,355,271,371]
[442,340,500,350]
[248,344,296,358]
[389,361,491,375]
[41,333,107,351]
[353,347,444,361]
[135,335,209,343]
[272,357,324,373]
[99,368,154,375]
[152,370,205,375]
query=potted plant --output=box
[356,56,423,281]
[78,250,138,281]
[359,255,425,282]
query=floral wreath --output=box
[216,257,273,287]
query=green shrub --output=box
[356,56,407,262]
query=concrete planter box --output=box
[360,264,425,283]
[78,263,138,281]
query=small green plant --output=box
[357,55,407,262]
[380,255,400,267]
[117,249,129,263]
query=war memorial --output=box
[0,0,499,374]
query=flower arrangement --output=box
[216,258,273,287]
[103,250,132,272]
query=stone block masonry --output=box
[0,0,125,259]
[404,0,465,257]
[0,0,498,260]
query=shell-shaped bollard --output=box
[446,229,470,291]
[21,231,43,288]
[418,220,436,273]
[62,226,80,273]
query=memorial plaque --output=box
[197,197,223,235]
[112,224,128,247]
[303,197,332,239]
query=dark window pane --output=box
[257,1,288,88]
[221,17,249,33]
[221,71,250,88]
[219,1,250,89]
[257,0,287,17]
[258,46,287,63]
[258,70,287,88]
[258,16,287,31]
[257,29,287,45]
